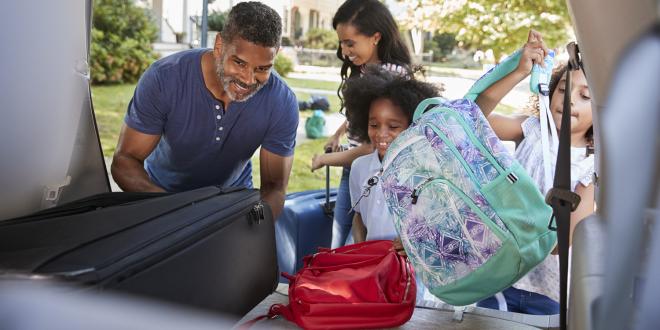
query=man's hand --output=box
[111,124,165,192]
[259,148,293,219]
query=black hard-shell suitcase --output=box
[0,186,278,316]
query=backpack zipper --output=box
[410,177,509,241]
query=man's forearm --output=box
[261,187,285,220]
[111,155,165,192]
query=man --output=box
[111,2,297,218]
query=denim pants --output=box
[477,286,559,315]
[331,167,355,248]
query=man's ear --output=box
[213,34,223,58]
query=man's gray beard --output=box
[215,58,265,102]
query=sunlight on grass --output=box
[91,75,512,193]
[283,77,340,91]
[252,139,344,192]
[92,84,136,156]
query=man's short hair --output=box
[221,2,282,48]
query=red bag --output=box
[263,240,416,329]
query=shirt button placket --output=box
[215,104,222,142]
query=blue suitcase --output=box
[275,165,336,281]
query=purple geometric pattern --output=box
[381,98,517,287]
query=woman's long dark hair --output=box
[332,0,414,114]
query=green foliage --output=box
[446,0,571,61]
[303,28,338,50]
[396,0,572,62]
[281,36,293,46]
[91,0,159,84]
[251,138,343,192]
[424,32,458,62]
[207,10,227,32]
[91,84,136,155]
[274,53,294,77]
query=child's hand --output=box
[311,154,325,172]
[324,135,342,152]
[392,237,407,256]
[516,30,550,75]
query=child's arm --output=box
[570,183,595,245]
[311,143,373,171]
[352,213,367,243]
[392,237,406,256]
[475,30,549,142]
[475,70,529,118]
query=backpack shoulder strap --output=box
[464,50,522,102]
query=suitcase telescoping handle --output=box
[323,147,333,215]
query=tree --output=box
[424,32,458,61]
[91,0,159,84]
[394,0,462,54]
[395,0,572,61]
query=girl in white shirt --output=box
[344,66,441,304]
[341,66,439,243]
[474,30,595,314]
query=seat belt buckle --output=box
[538,83,550,96]
[545,187,582,211]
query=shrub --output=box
[91,0,159,84]
[281,36,293,47]
[274,53,294,77]
[207,10,227,32]
[424,32,458,62]
[303,28,338,50]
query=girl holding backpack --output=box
[341,65,442,303]
[473,30,595,314]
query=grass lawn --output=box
[282,77,340,91]
[251,139,344,192]
[91,81,343,192]
[91,84,136,156]
[91,73,517,193]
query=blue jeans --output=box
[331,167,355,248]
[477,287,559,315]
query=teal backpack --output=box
[380,51,557,306]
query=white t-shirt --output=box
[513,116,595,302]
[349,150,398,241]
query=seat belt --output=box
[546,42,583,330]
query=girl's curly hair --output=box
[344,65,440,143]
[524,63,594,146]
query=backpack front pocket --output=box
[402,177,511,287]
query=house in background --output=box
[140,0,344,55]
[215,0,343,42]
[135,0,226,56]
